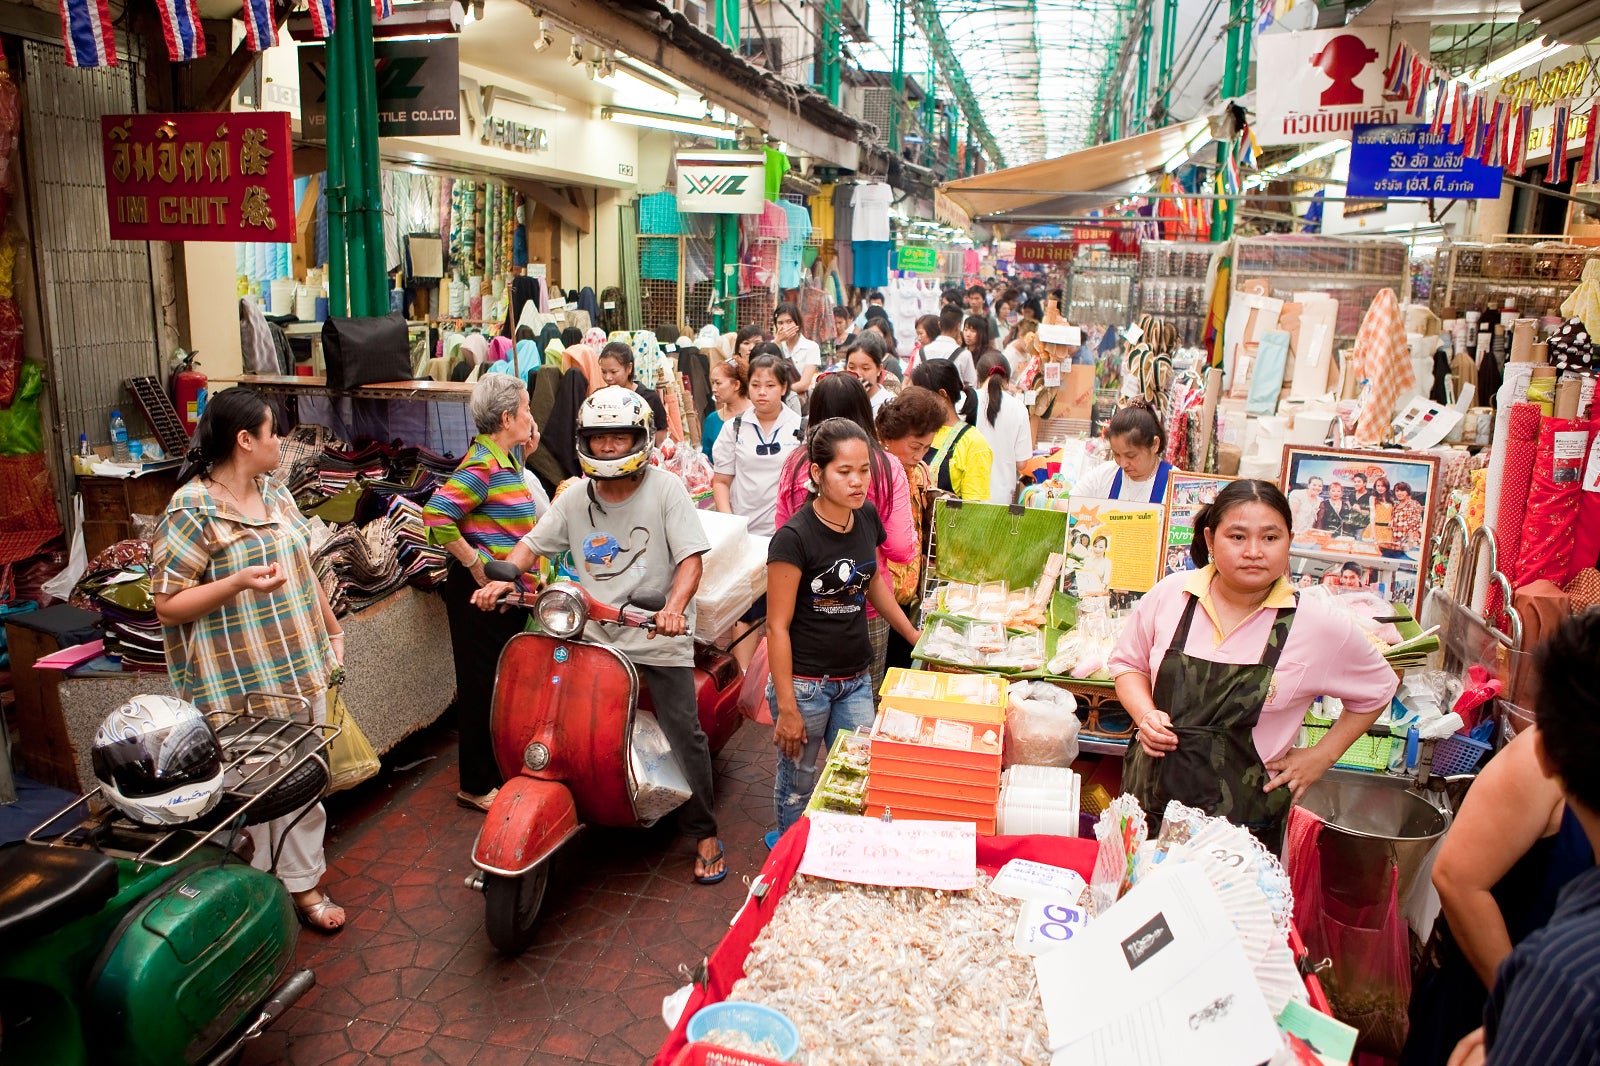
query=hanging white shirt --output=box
[851,182,893,242]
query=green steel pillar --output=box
[1135,13,1151,133]
[821,0,842,106]
[351,0,386,315]
[327,0,369,315]
[325,24,348,318]
[714,0,739,332]
[1211,0,1246,241]
[1158,0,1176,114]
[889,0,906,153]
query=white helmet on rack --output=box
[577,385,653,480]
[91,695,225,827]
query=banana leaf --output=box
[932,498,1069,591]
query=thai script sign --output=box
[1255,27,1415,146]
[1347,123,1503,199]
[101,111,294,243]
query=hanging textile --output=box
[1351,289,1413,444]
[1518,411,1590,588]
[777,200,811,290]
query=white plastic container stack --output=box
[997,765,1079,836]
[691,510,769,639]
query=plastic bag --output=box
[628,710,691,826]
[325,685,381,792]
[737,636,774,725]
[0,359,41,455]
[41,494,86,600]
[1004,680,1080,768]
[651,437,714,499]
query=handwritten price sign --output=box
[798,813,977,890]
[1013,895,1088,956]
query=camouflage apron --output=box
[1122,593,1297,848]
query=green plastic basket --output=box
[1302,724,1395,771]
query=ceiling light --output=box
[567,36,585,66]
[532,18,552,51]
[601,106,738,140]
[1469,40,1563,88]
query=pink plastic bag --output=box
[737,637,773,725]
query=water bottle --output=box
[109,410,130,462]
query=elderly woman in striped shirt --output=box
[424,374,545,812]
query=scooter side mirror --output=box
[484,560,523,582]
[628,587,668,612]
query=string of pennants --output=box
[1386,39,1600,186]
[58,0,389,67]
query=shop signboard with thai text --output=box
[675,150,766,214]
[897,245,938,273]
[1347,123,1503,199]
[299,38,460,140]
[1014,241,1074,264]
[1255,26,1424,146]
[1493,47,1598,163]
[101,112,294,243]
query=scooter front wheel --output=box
[483,866,549,956]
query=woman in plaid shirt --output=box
[153,388,347,932]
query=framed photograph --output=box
[1161,472,1238,577]
[1277,446,1442,616]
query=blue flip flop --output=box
[694,843,728,885]
[763,829,781,850]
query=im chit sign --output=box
[675,150,766,214]
[101,111,295,243]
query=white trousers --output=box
[245,691,328,894]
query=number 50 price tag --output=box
[1013,895,1087,956]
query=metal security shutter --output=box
[21,39,160,459]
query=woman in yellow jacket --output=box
[909,358,993,502]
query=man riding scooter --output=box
[473,386,727,884]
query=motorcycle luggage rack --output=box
[27,692,340,870]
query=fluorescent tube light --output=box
[1470,41,1564,88]
[601,107,738,140]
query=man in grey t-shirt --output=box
[474,387,725,883]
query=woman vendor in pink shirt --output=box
[1108,479,1399,848]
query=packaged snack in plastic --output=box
[1003,680,1080,767]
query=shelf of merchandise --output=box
[1137,240,1219,348]
[1067,253,1138,327]
[1429,242,1600,318]
[1231,235,1411,339]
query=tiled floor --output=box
[239,711,780,1066]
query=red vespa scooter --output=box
[465,561,746,954]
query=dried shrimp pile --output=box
[728,874,1050,1065]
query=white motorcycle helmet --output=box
[91,695,226,827]
[577,385,653,480]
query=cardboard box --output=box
[868,750,1005,788]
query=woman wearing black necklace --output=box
[763,417,922,848]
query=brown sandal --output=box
[295,891,346,934]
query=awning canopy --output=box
[938,119,1210,225]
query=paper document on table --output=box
[1034,863,1242,1049]
[990,859,1089,902]
[1049,938,1281,1066]
[797,813,977,890]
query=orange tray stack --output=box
[865,669,1008,835]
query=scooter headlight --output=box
[536,583,588,640]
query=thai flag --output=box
[1466,94,1487,159]
[1384,43,1409,97]
[240,0,275,50]
[1510,104,1532,177]
[154,0,203,61]
[307,0,333,37]
[59,0,116,67]
[1429,78,1448,136]
[375,0,393,20]
[1577,104,1600,186]
[1448,84,1466,145]
[1405,57,1428,118]
[1550,101,1571,185]
[1482,100,1505,167]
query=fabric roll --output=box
[1491,402,1544,608]
[1517,413,1591,588]
[1572,414,1600,578]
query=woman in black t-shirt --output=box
[598,341,669,448]
[766,418,923,841]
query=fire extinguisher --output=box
[172,349,207,437]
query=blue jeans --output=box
[769,670,876,833]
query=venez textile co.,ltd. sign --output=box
[299,38,460,141]
[101,111,294,243]
[675,150,767,214]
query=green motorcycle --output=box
[0,693,336,1065]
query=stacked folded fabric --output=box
[386,495,446,588]
[313,517,407,612]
